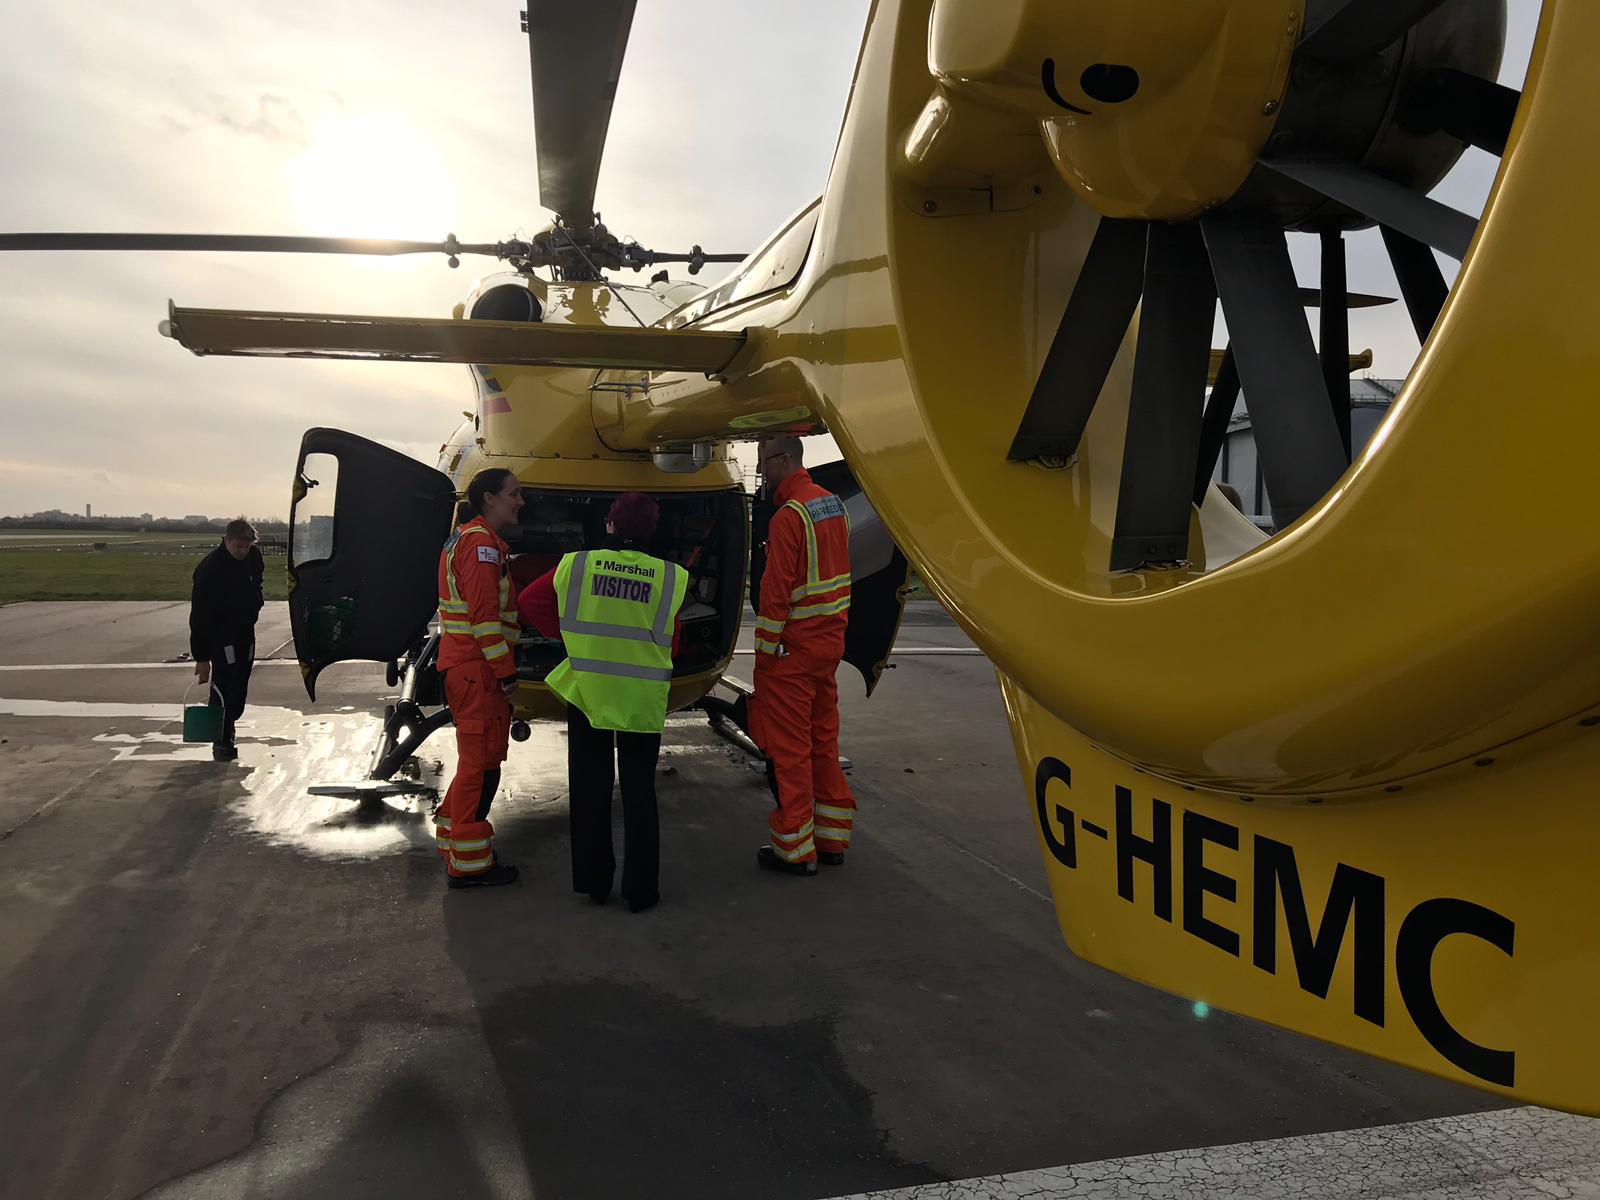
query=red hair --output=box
[608,492,659,542]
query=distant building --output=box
[85,503,91,519]
[1210,377,1402,527]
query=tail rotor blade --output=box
[1381,226,1450,342]
[1008,218,1148,462]
[1111,224,1216,571]
[1320,231,1353,461]
[1259,159,1478,260]
[1299,0,1451,61]
[1194,346,1241,506]
[1203,222,1349,530]
[1400,68,1523,157]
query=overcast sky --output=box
[0,1,1541,520]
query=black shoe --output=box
[756,846,817,877]
[818,851,845,867]
[448,861,520,890]
[589,889,611,906]
[212,742,238,762]
[627,895,659,914]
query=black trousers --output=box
[209,639,255,745]
[566,704,661,904]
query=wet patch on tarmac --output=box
[143,981,939,1200]
[470,978,940,1200]
[141,1019,535,1200]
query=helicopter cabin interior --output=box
[491,487,747,681]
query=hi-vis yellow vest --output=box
[547,548,688,733]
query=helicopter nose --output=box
[1080,63,1141,104]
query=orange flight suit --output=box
[435,517,519,877]
[749,468,856,864]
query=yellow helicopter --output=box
[7,0,1598,1119]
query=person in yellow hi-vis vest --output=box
[518,493,688,913]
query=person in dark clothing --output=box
[190,518,265,761]
[517,493,685,913]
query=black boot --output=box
[818,851,845,867]
[756,846,817,877]
[212,741,238,762]
[448,861,520,890]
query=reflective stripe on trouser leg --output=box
[810,658,855,853]
[757,652,820,864]
[435,814,453,857]
[442,663,509,877]
[448,819,495,874]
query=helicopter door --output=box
[288,428,457,701]
[750,458,912,697]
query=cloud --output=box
[203,93,315,147]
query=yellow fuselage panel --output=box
[1006,680,1600,1115]
[435,276,743,487]
[928,0,1300,220]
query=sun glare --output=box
[287,116,457,242]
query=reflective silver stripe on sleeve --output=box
[566,657,674,682]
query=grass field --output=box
[0,533,289,603]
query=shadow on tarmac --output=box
[439,901,941,1200]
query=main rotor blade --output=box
[1400,68,1523,157]
[1210,347,1369,384]
[1008,218,1147,461]
[1203,221,1349,530]
[1194,347,1241,506]
[525,0,637,229]
[1320,231,1353,461]
[1301,287,1393,310]
[1259,159,1478,260]
[0,233,496,257]
[1111,224,1215,571]
[1298,0,1451,60]
[1381,225,1450,342]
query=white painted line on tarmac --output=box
[825,1106,1600,1200]
[0,659,306,671]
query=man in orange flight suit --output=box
[750,435,856,877]
[435,467,525,889]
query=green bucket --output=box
[182,683,223,743]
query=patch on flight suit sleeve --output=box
[805,495,846,522]
[477,546,501,564]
